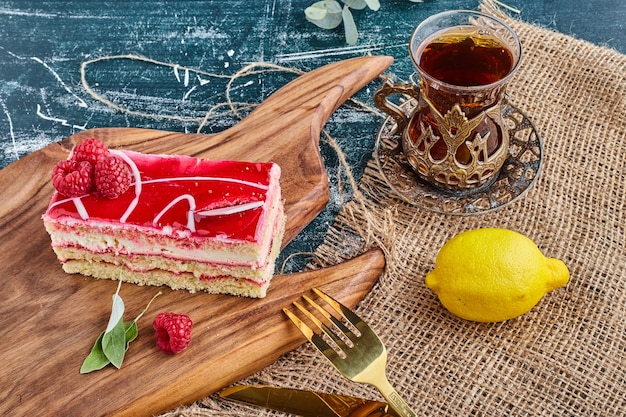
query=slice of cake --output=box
[43,138,285,298]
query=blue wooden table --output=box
[1,0,624,269]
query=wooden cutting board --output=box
[0,56,392,416]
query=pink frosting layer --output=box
[44,150,281,243]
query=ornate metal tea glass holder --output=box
[375,79,512,192]
[374,96,543,215]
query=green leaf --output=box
[342,6,358,45]
[125,321,139,347]
[80,286,161,374]
[80,331,110,374]
[305,1,343,29]
[102,316,127,369]
[105,281,125,333]
[80,322,136,374]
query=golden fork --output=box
[283,288,417,417]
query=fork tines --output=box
[283,288,364,358]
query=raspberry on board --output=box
[72,138,110,165]
[94,155,132,199]
[52,159,94,197]
[153,312,193,354]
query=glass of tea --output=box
[374,10,522,192]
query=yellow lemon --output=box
[425,228,569,322]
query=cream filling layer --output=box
[45,199,284,268]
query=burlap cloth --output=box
[164,1,625,415]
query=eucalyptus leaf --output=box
[362,0,380,11]
[346,0,368,10]
[102,316,127,369]
[303,0,425,45]
[80,332,110,374]
[304,4,327,20]
[305,1,343,29]
[342,6,358,45]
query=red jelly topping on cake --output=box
[45,151,279,242]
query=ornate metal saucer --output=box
[374,98,543,215]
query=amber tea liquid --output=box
[418,28,515,87]
[410,28,515,164]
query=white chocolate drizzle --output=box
[196,201,264,217]
[72,197,89,220]
[153,194,197,232]
[110,150,142,223]
[140,176,269,190]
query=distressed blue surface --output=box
[1,0,624,271]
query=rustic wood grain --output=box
[0,56,392,416]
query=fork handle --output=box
[375,379,417,417]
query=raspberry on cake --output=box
[52,159,94,198]
[94,155,133,199]
[43,139,286,298]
